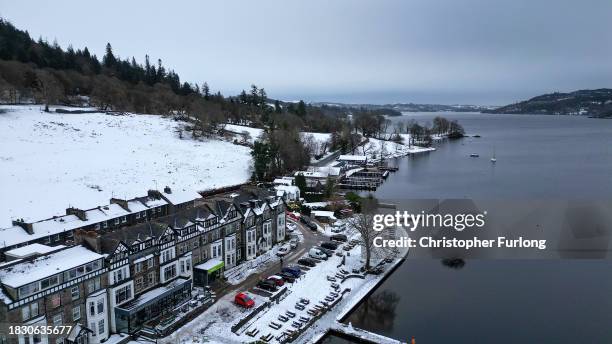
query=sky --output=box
[1,0,611,105]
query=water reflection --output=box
[346,290,400,332]
[441,258,466,269]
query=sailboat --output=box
[491,148,497,163]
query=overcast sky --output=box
[1,0,611,105]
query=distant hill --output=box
[484,89,612,118]
[312,102,494,115]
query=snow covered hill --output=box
[0,105,251,228]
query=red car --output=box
[267,275,285,286]
[234,292,255,308]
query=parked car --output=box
[267,275,285,286]
[320,241,339,250]
[278,272,296,283]
[234,292,255,308]
[314,246,333,257]
[330,221,347,233]
[300,215,311,224]
[330,234,348,242]
[297,258,317,267]
[309,248,328,260]
[282,266,302,278]
[257,279,278,292]
[276,245,291,257]
[286,223,297,233]
[307,222,318,231]
[289,238,298,249]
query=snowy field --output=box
[0,105,251,227]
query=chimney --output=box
[148,189,162,199]
[12,219,34,235]
[110,198,130,211]
[164,186,172,194]
[66,207,88,221]
[74,229,103,253]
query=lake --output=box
[334,113,612,343]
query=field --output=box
[0,105,251,228]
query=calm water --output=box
[340,113,612,343]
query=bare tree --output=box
[346,197,382,270]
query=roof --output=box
[161,188,201,205]
[312,211,337,220]
[273,178,292,186]
[5,243,65,259]
[275,185,300,194]
[338,155,367,161]
[98,222,168,254]
[0,246,104,288]
[294,170,328,178]
[194,258,224,272]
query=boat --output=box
[470,153,479,157]
[491,148,497,163]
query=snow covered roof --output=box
[274,185,300,193]
[5,243,65,259]
[345,168,365,177]
[195,258,224,271]
[338,155,367,162]
[161,188,201,205]
[311,211,337,220]
[0,246,104,288]
[273,178,293,186]
[294,170,329,178]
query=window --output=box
[135,212,140,219]
[113,267,128,283]
[160,249,174,264]
[98,320,105,335]
[72,305,81,321]
[135,262,142,273]
[140,211,146,218]
[70,286,79,300]
[50,293,61,308]
[53,234,60,242]
[114,218,120,225]
[121,216,127,223]
[90,322,96,337]
[87,277,101,293]
[53,313,62,326]
[89,302,95,316]
[147,272,155,285]
[21,302,38,321]
[147,257,154,269]
[115,285,132,304]
[163,265,176,281]
[102,221,108,229]
[97,299,104,314]
[41,275,59,289]
[135,277,143,290]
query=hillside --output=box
[0,105,251,227]
[484,89,612,117]
[313,102,493,114]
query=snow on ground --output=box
[354,137,435,162]
[0,105,251,227]
[160,242,370,344]
[224,124,264,144]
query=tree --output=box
[296,100,306,117]
[202,82,210,100]
[295,173,307,194]
[346,196,382,270]
[448,120,465,139]
[251,141,271,181]
[102,43,116,68]
[274,100,282,113]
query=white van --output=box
[309,248,328,260]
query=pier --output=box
[327,324,405,344]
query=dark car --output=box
[282,266,302,278]
[314,246,334,257]
[300,215,311,224]
[278,272,296,283]
[307,222,318,231]
[330,234,348,242]
[297,258,316,267]
[257,279,278,292]
[320,241,339,250]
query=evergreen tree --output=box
[274,100,282,113]
[202,82,210,100]
[296,100,307,117]
[103,43,116,67]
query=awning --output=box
[116,277,191,313]
[194,258,224,274]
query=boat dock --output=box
[328,324,406,344]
